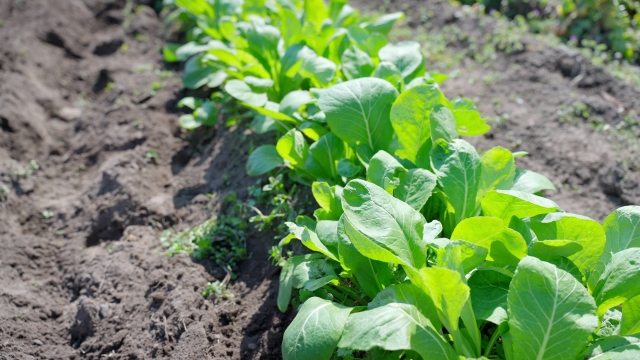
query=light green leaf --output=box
[341,46,374,80]
[337,216,393,298]
[309,133,345,181]
[280,90,314,117]
[407,267,470,335]
[451,217,528,266]
[530,240,583,261]
[342,179,426,267]
[374,61,403,89]
[337,159,362,178]
[338,303,458,360]
[163,43,181,62]
[286,223,339,262]
[436,240,488,275]
[283,297,353,360]
[581,335,640,359]
[430,105,459,143]
[378,41,425,82]
[468,268,511,324]
[244,75,274,91]
[179,114,201,130]
[361,12,405,35]
[508,256,598,360]
[389,84,447,163]
[368,283,441,329]
[300,122,328,141]
[477,147,516,202]
[395,168,437,211]
[225,79,268,107]
[291,257,339,291]
[246,145,284,176]
[278,254,323,312]
[453,109,490,136]
[431,139,481,225]
[481,190,558,224]
[276,129,309,168]
[593,248,640,317]
[366,151,406,192]
[304,0,329,29]
[591,206,640,290]
[312,182,343,221]
[511,168,556,193]
[622,295,640,335]
[316,220,340,260]
[182,67,228,89]
[530,212,605,284]
[319,78,398,151]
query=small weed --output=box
[145,149,158,159]
[135,64,154,73]
[120,43,129,53]
[42,211,54,220]
[0,185,10,201]
[149,81,163,95]
[203,272,233,299]
[104,82,116,93]
[132,120,144,129]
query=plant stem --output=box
[484,325,502,358]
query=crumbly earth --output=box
[1,0,639,359]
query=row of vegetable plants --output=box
[162,0,640,359]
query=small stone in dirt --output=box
[33,339,43,346]
[58,107,82,121]
[191,194,210,204]
[99,304,110,319]
[247,343,257,350]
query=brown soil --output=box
[1,0,640,359]
[0,1,289,359]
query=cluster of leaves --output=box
[459,0,640,61]
[163,0,436,130]
[279,152,640,359]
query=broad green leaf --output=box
[600,308,623,337]
[312,182,343,221]
[309,133,345,181]
[431,139,481,225]
[316,220,340,259]
[182,67,228,89]
[508,256,598,360]
[246,145,284,176]
[509,216,537,245]
[374,61,403,89]
[430,105,459,143]
[291,257,339,291]
[300,55,337,87]
[436,240,488,274]
[278,254,323,312]
[319,78,398,151]
[244,101,297,122]
[304,0,329,30]
[337,159,362,178]
[283,297,353,360]
[453,109,490,136]
[530,212,605,284]
[622,295,640,335]
[477,147,516,202]
[361,12,405,35]
[337,216,393,298]
[591,206,640,290]
[366,151,406,192]
[338,303,458,360]
[593,248,640,317]
[279,90,314,117]
[300,122,327,141]
[451,217,528,266]
[407,267,470,335]
[276,129,309,168]
[481,190,558,224]
[368,283,441,329]
[342,179,426,267]
[378,41,424,82]
[225,79,268,107]
[581,335,640,359]
[395,168,437,211]
[286,223,339,261]
[468,268,511,325]
[530,240,583,261]
[341,46,374,80]
[389,84,447,163]
[244,76,274,91]
[175,41,216,60]
[511,168,556,193]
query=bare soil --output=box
[1,0,640,359]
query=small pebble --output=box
[33,339,43,346]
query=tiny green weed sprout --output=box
[42,211,54,220]
[203,272,233,299]
[145,149,158,159]
[0,184,10,201]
